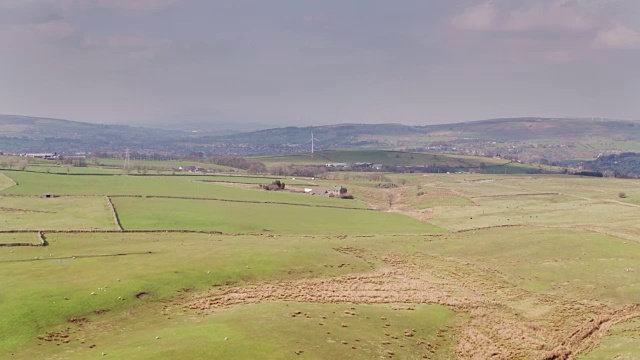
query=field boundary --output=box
[0,231,46,247]
[105,196,124,231]
[0,172,17,189]
[452,223,640,243]
[109,195,375,211]
[0,194,373,211]
[470,192,560,199]
[0,229,224,235]
[0,251,155,263]
[196,179,315,186]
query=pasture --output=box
[0,196,116,231]
[0,171,360,209]
[111,197,442,234]
[0,169,639,359]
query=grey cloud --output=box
[593,24,640,49]
[0,0,638,126]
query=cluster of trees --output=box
[60,157,87,167]
[261,180,286,191]
[268,164,327,178]
[204,156,266,174]
[0,158,28,170]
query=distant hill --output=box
[210,117,640,145]
[3,115,640,163]
[204,118,640,159]
[255,150,551,174]
[425,117,640,142]
[0,115,187,154]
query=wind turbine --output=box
[308,131,319,155]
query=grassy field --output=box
[0,171,362,209]
[1,168,639,359]
[419,227,640,304]
[0,232,455,358]
[0,232,38,244]
[0,196,116,231]
[579,319,640,359]
[15,301,456,360]
[112,197,443,234]
[25,164,123,174]
[192,175,314,185]
[0,172,15,191]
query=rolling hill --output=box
[0,115,187,154]
[3,115,640,165]
[210,117,640,147]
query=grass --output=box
[193,175,314,185]
[418,227,640,305]
[0,233,38,244]
[112,197,444,234]
[2,169,640,359]
[0,233,378,353]
[0,196,116,231]
[3,227,637,358]
[16,302,456,360]
[95,158,236,172]
[0,171,366,209]
[579,319,640,359]
[349,173,640,236]
[0,172,15,191]
[24,164,122,174]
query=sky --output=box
[0,0,639,127]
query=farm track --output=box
[182,246,639,360]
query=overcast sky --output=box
[0,0,639,127]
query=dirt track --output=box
[184,246,640,359]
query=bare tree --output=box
[386,191,395,210]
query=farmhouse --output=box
[304,186,342,196]
[178,166,198,172]
[22,152,59,160]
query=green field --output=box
[0,172,15,191]
[420,227,640,304]
[95,158,234,171]
[0,232,455,358]
[0,232,37,244]
[0,196,116,230]
[1,169,639,359]
[112,197,442,234]
[0,171,362,209]
[580,319,640,359]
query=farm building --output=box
[22,153,59,160]
[177,166,206,172]
[304,187,342,196]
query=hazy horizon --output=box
[1,0,639,127]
